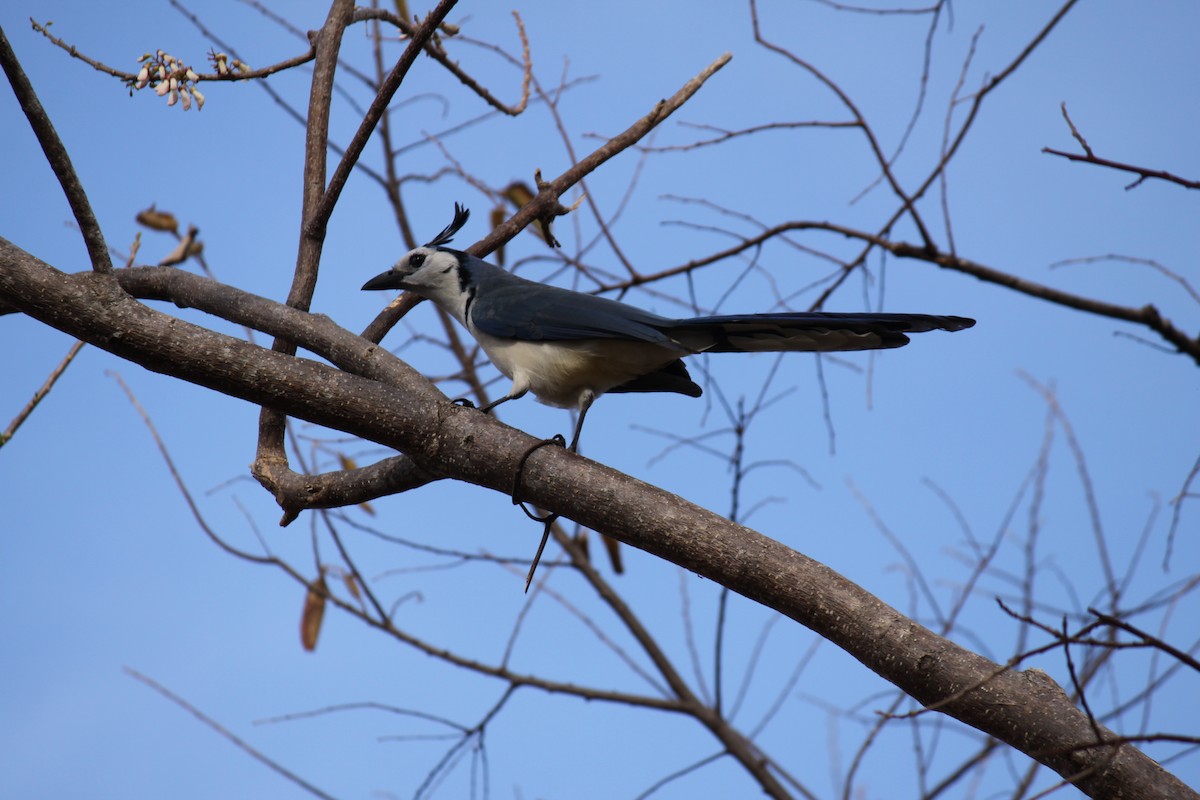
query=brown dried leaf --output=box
[342,571,362,602]
[501,181,535,208]
[300,573,328,652]
[490,205,507,266]
[135,204,179,233]
[158,225,201,267]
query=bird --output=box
[363,204,975,451]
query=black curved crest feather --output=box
[424,203,470,248]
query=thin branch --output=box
[633,751,726,800]
[2,24,112,273]
[310,0,461,240]
[354,7,532,116]
[1045,104,1200,191]
[749,0,935,250]
[1165,453,1200,570]
[1043,146,1200,191]
[889,240,1200,365]
[32,14,315,84]
[553,527,794,799]
[468,51,733,260]
[1058,102,1094,157]
[803,0,941,14]
[1048,254,1200,307]
[637,119,859,152]
[125,668,337,800]
[1,339,85,448]
[1088,609,1200,674]
[1018,373,1116,600]
[108,370,273,564]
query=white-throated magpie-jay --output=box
[363,205,974,450]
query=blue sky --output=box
[3,1,1198,798]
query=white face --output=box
[362,246,472,323]
[377,247,466,308]
[398,247,463,293]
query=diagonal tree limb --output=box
[1,237,1193,800]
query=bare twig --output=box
[355,7,532,116]
[1018,373,1116,600]
[1,339,85,448]
[1048,254,1200,307]
[750,0,935,251]
[1088,609,1200,673]
[108,370,273,564]
[125,668,337,799]
[1059,102,1094,156]
[33,15,314,84]
[1043,146,1200,191]
[637,119,858,152]
[1045,105,1200,190]
[1165,454,1200,570]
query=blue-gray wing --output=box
[469,280,678,345]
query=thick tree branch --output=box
[110,265,440,515]
[1,238,1192,800]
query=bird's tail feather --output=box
[665,312,975,353]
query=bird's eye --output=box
[409,253,426,269]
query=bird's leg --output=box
[451,390,523,413]
[478,394,517,414]
[566,393,623,573]
[567,391,595,453]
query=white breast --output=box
[471,329,683,409]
